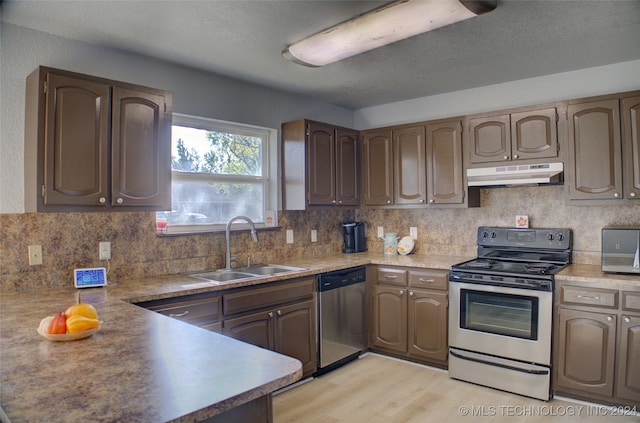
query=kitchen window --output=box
[157,113,278,234]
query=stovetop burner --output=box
[525,262,557,274]
[464,259,496,269]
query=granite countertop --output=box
[556,263,640,288]
[0,288,301,422]
[6,252,632,422]
[0,252,466,422]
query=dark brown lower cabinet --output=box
[557,308,616,397]
[223,281,316,378]
[616,315,640,402]
[407,290,448,362]
[370,266,448,368]
[555,283,640,407]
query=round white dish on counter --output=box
[397,236,414,255]
[37,315,102,341]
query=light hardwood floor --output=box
[273,354,640,423]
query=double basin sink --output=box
[187,264,308,285]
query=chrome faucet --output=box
[225,215,259,270]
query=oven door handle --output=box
[449,350,549,375]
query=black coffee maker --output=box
[343,222,367,253]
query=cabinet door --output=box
[371,285,407,352]
[468,114,511,164]
[223,310,274,350]
[111,87,170,208]
[274,300,317,377]
[43,73,110,206]
[568,99,623,201]
[394,126,426,204]
[616,315,640,402]
[510,107,558,161]
[306,122,336,205]
[426,120,464,204]
[557,308,616,397]
[622,95,640,200]
[362,129,393,205]
[407,290,448,361]
[336,129,360,206]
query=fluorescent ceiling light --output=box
[283,0,496,67]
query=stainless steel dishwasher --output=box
[316,266,366,375]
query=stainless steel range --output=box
[448,226,572,401]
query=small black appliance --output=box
[342,222,367,253]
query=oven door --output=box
[449,280,552,365]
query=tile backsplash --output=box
[2,185,639,292]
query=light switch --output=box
[311,229,318,242]
[410,227,418,240]
[377,226,384,238]
[286,229,294,244]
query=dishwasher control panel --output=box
[317,266,366,292]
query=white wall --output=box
[0,23,355,213]
[354,59,640,129]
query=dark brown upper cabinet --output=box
[24,66,172,212]
[468,106,559,165]
[282,119,359,209]
[362,119,475,208]
[622,94,640,201]
[361,128,394,206]
[394,125,426,205]
[568,91,640,204]
[426,119,467,205]
[567,96,623,203]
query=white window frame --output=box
[161,113,279,234]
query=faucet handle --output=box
[230,255,238,264]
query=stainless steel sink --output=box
[187,264,307,283]
[237,264,307,275]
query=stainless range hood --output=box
[467,162,563,187]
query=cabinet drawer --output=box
[622,290,640,312]
[223,278,314,316]
[408,269,448,290]
[138,293,221,324]
[377,267,407,286]
[560,285,619,309]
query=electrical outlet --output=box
[377,226,384,238]
[286,230,294,244]
[28,245,43,266]
[311,229,318,242]
[99,241,111,260]
[410,227,418,240]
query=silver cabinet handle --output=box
[429,199,434,203]
[513,154,519,159]
[607,316,613,322]
[614,192,620,198]
[630,192,637,198]
[268,312,274,318]
[419,198,425,203]
[419,278,435,283]
[577,294,600,300]
[116,198,124,204]
[503,155,509,160]
[386,200,392,204]
[277,310,282,316]
[168,310,189,318]
[384,275,399,279]
[409,291,414,296]
[399,290,404,295]
[99,197,106,204]
[624,317,631,323]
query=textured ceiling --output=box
[3,0,640,109]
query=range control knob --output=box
[547,233,554,241]
[557,233,565,241]
[482,231,489,239]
